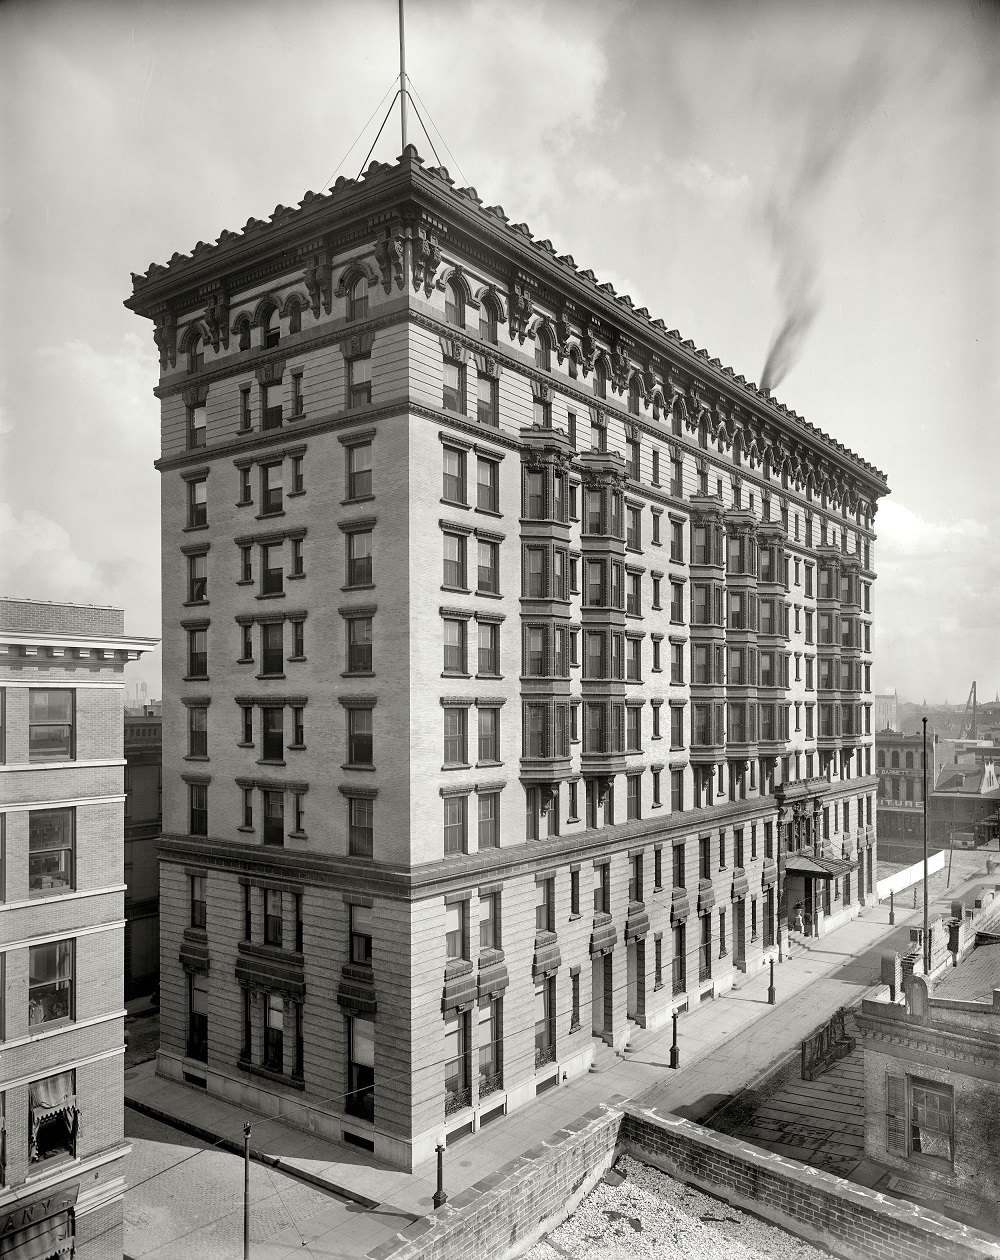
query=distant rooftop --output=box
[934,941,1000,1004]
[0,597,124,636]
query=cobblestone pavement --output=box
[124,1109,341,1259]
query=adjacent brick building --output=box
[0,599,156,1259]
[124,711,162,998]
[126,147,889,1170]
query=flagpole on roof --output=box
[398,0,408,149]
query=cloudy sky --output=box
[1,0,997,704]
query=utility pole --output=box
[922,718,930,974]
[244,1122,252,1260]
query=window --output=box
[699,914,712,981]
[478,791,499,848]
[187,553,207,603]
[186,478,208,530]
[347,529,373,586]
[478,621,499,675]
[189,783,208,836]
[525,470,545,519]
[28,690,74,761]
[260,462,283,516]
[261,622,283,676]
[626,506,641,549]
[535,326,552,371]
[445,279,465,328]
[348,354,372,407]
[443,533,466,588]
[445,1009,471,1112]
[29,809,75,896]
[348,274,369,321]
[477,373,499,427]
[478,707,499,763]
[348,708,374,766]
[187,403,207,450]
[594,361,607,399]
[524,547,545,597]
[627,774,641,821]
[525,626,546,676]
[261,543,283,595]
[443,358,466,413]
[189,874,207,928]
[443,447,467,503]
[887,1077,954,1166]
[479,300,498,344]
[29,940,73,1026]
[262,789,284,846]
[262,382,283,430]
[347,796,374,856]
[535,878,554,933]
[476,457,499,513]
[346,616,373,673]
[594,863,610,914]
[262,993,284,1071]
[188,705,208,757]
[241,785,254,830]
[443,618,467,674]
[443,795,468,854]
[290,538,303,577]
[626,705,641,751]
[342,442,373,501]
[347,1015,375,1120]
[477,539,499,594]
[262,706,284,761]
[350,904,373,965]
[29,1071,77,1163]
[670,520,684,562]
[443,707,467,765]
[626,572,641,617]
[670,642,684,684]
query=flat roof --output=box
[934,941,1000,1003]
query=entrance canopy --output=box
[784,854,857,880]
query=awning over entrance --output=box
[784,854,858,879]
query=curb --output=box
[125,1097,381,1210]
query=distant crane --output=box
[963,681,978,739]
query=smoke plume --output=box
[759,52,883,393]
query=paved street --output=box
[124,1109,342,1260]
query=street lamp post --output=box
[243,1122,252,1260]
[432,1142,448,1209]
[767,957,776,1005]
[669,1009,680,1069]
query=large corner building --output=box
[127,147,890,1171]
[0,599,156,1259]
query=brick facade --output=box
[0,599,156,1259]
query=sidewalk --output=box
[125,851,990,1259]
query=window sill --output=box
[287,490,306,499]
[256,592,286,600]
[287,573,306,581]
[342,584,376,593]
[237,657,254,665]
[237,1058,306,1091]
[287,655,306,663]
[256,511,286,522]
[568,913,581,922]
[255,673,286,681]
[288,830,308,840]
[183,675,209,683]
[442,672,472,680]
[183,524,210,533]
[237,579,254,587]
[475,759,503,769]
[183,600,210,609]
[441,498,471,511]
[341,495,375,507]
[652,802,663,809]
[287,743,306,752]
[475,673,504,681]
[257,758,286,767]
[474,507,503,519]
[442,763,472,772]
[441,585,471,595]
[341,670,374,678]
[184,755,210,762]
[476,590,504,600]
[341,763,376,772]
[237,741,254,749]
[237,826,255,834]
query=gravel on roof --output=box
[523,1155,831,1260]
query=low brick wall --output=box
[367,1098,1000,1260]
[621,1105,1000,1260]
[367,1099,624,1260]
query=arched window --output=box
[890,751,900,768]
[535,325,552,372]
[479,297,497,345]
[628,376,640,416]
[877,750,885,768]
[905,751,914,769]
[445,280,464,328]
[263,307,280,349]
[349,275,369,322]
[188,334,203,374]
[594,359,607,399]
